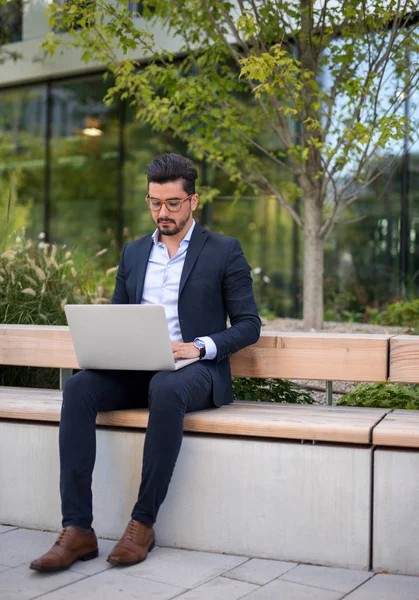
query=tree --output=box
[41,0,419,329]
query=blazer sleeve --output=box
[210,238,261,361]
[111,243,129,304]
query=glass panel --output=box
[211,194,296,318]
[50,76,120,259]
[127,1,155,16]
[0,85,46,244]
[408,88,419,299]
[326,163,401,318]
[0,0,23,43]
[128,1,144,14]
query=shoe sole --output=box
[30,548,99,573]
[107,540,155,567]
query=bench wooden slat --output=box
[0,325,77,369]
[389,336,419,383]
[373,409,419,448]
[231,332,390,381]
[0,325,390,381]
[0,388,389,444]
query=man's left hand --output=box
[171,342,200,360]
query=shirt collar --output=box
[152,219,196,246]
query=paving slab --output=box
[174,575,259,599]
[0,529,58,568]
[125,547,248,588]
[280,564,372,593]
[224,558,298,585]
[0,563,85,600]
[243,578,343,600]
[40,570,185,600]
[344,573,419,600]
[0,526,18,535]
[0,564,11,574]
[69,538,118,576]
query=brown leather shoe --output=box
[107,520,155,566]
[30,527,98,573]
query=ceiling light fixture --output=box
[82,117,103,137]
[82,127,103,137]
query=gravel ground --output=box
[260,317,409,336]
[260,317,410,405]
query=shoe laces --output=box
[125,520,139,541]
[56,528,72,546]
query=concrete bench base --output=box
[0,421,371,570]
[374,449,419,576]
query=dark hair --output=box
[146,153,198,195]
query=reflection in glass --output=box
[50,76,120,259]
[0,86,46,243]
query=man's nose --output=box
[159,204,171,217]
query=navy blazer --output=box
[112,223,261,406]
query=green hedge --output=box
[232,377,315,404]
[337,382,419,410]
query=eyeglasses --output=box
[145,194,194,212]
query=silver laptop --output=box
[64,304,199,371]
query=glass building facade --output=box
[1,68,418,318]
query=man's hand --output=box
[171,342,200,360]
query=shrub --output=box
[232,377,315,404]
[324,278,365,323]
[378,299,419,329]
[0,232,116,387]
[337,382,419,410]
[0,233,115,326]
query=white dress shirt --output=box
[141,220,217,360]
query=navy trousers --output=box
[59,362,214,529]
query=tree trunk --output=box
[303,198,324,330]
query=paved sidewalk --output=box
[1,526,419,599]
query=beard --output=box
[157,211,191,236]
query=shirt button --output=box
[167,265,171,269]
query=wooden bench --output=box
[1,324,418,574]
[0,325,391,445]
[388,335,419,383]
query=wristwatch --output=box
[193,339,206,359]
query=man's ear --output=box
[191,194,199,211]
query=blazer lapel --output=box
[179,224,209,297]
[135,235,153,303]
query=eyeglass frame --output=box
[145,193,195,212]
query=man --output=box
[30,153,261,572]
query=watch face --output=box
[194,340,206,358]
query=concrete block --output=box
[0,422,373,569]
[156,436,372,569]
[374,449,419,575]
